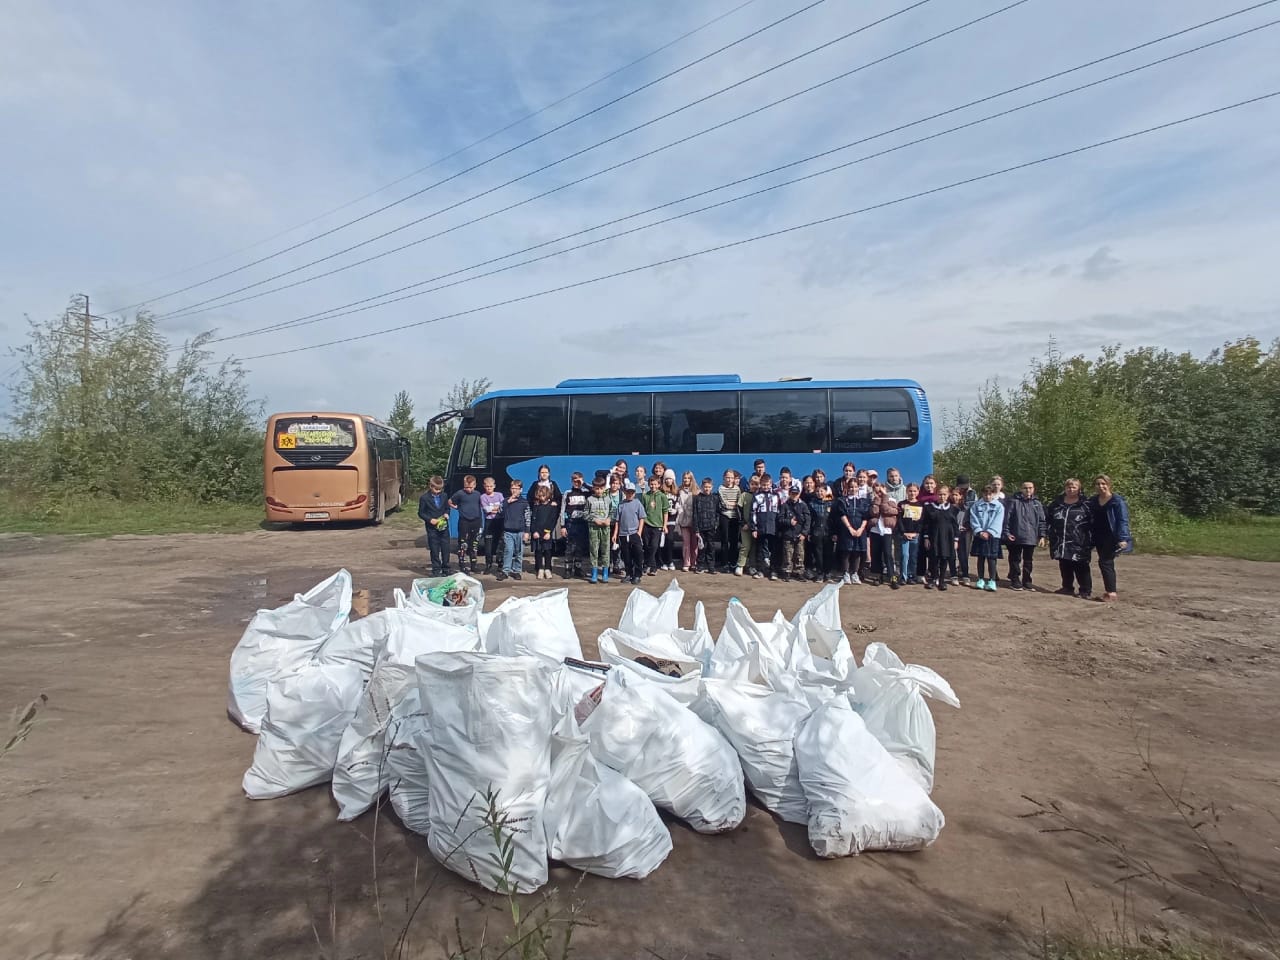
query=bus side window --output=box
[458,432,489,470]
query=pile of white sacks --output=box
[227,570,960,893]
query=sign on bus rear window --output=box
[274,417,357,450]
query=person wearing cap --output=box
[954,474,978,584]
[613,481,647,584]
[778,482,811,581]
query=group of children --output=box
[417,459,1101,595]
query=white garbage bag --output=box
[485,589,582,665]
[618,579,684,636]
[794,695,944,857]
[597,628,703,705]
[671,601,714,670]
[709,599,794,691]
[850,642,960,793]
[387,687,429,835]
[418,652,554,893]
[331,661,415,821]
[692,677,812,823]
[581,670,745,834]
[228,570,353,733]
[543,718,672,878]
[549,660,609,722]
[315,607,396,673]
[242,660,365,799]
[381,605,482,667]
[407,574,486,614]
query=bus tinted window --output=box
[569,393,651,456]
[653,391,739,454]
[831,388,916,451]
[741,390,827,452]
[274,417,357,450]
[496,397,568,458]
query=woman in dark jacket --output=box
[1088,474,1132,602]
[1048,478,1093,599]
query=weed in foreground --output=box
[1023,724,1278,960]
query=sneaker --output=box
[849,573,861,585]
[1009,581,1022,591]
[1053,587,1074,596]
[483,565,493,575]
[1079,592,1092,601]
[925,580,934,590]
[960,576,971,586]
[938,582,948,591]
[513,572,522,581]
[986,580,997,592]
[752,572,763,579]
[975,578,986,590]
[631,576,641,585]
[709,568,718,575]
[735,566,744,576]
[1023,581,1034,591]
[769,573,778,581]
[646,569,656,577]
[949,577,959,586]
[496,571,507,581]
[890,577,900,590]
[1103,592,1118,602]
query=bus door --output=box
[450,428,491,491]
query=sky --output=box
[2,0,1278,433]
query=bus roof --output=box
[266,412,395,429]
[473,376,926,404]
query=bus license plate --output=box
[304,512,330,521]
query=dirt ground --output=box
[1,526,1277,960]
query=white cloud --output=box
[2,0,1279,432]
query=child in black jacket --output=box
[778,486,811,581]
[418,476,451,577]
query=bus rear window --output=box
[274,417,358,450]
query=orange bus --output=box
[264,412,409,525]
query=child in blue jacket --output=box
[968,484,1006,592]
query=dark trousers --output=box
[1059,558,1092,596]
[957,533,971,579]
[620,533,644,580]
[564,519,588,573]
[642,525,662,571]
[930,553,956,582]
[426,526,450,573]
[808,532,831,576]
[697,529,718,570]
[1007,543,1036,585]
[661,524,677,567]
[757,533,777,573]
[719,516,740,568]
[1096,543,1119,593]
[457,518,482,570]
[483,518,504,569]
[876,533,896,579]
[976,555,997,580]
[533,537,554,572]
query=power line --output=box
[116,0,833,313]
[208,17,1279,347]
[193,5,1279,342]
[159,0,1015,322]
[103,0,761,304]
[224,90,1280,364]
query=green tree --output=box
[387,389,416,436]
[392,378,492,492]
[4,299,262,503]
[937,344,1142,502]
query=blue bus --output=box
[443,375,932,505]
